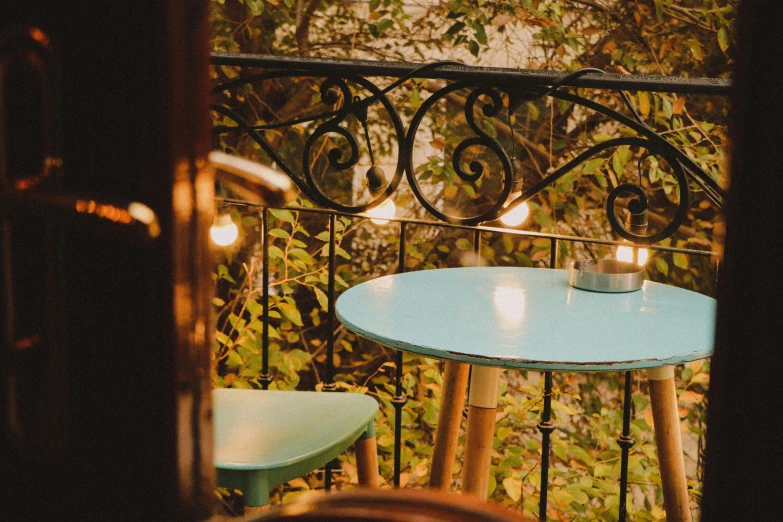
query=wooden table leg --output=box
[430,361,470,490]
[462,365,501,500]
[647,366,692,522]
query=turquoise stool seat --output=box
[213,388,379,506]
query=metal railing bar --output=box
[392,221,408,487]
[617,371,636,522]
[211,52,731,95]
[538,371,555,521]
[324,213,337,392]
[260,207,272,390]
[218,198,718,258]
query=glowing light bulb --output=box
[366,198,396,225]
[211,214,239,246]
[500,192,530,227]
[616,244,649,266]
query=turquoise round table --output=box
[336,267,716,522]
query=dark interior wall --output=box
[1,1,213,520]
[702,0,783,519]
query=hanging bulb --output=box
[500,193,530,227]
[211,213,238,246]
[366,198,396,225]
[616,244,649,266]
[617,200,649,265]
[364,164,394,224]
[366,165,387,195]
[500,158,529,227]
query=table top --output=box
[336,267,716,372]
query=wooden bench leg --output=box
[430,361,470,490]
[462,365,501,500]
[355,436,380,488]
[648,366,692,522]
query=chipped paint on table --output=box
[335,267,716,372]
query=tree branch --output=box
[295,0,324,51]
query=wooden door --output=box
[1,1,214,519]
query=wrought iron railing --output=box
[210,52,728,521]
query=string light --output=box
[211,213,238,246]
[366,198,396,225]
[616,244,649,266]
[500,193,530,227]
[364,163,395,225]
[500,156,530,228]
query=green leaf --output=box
[662,98,673,119]
[534,208,555,229]
[335,274,349,289]
[378,18,393,32]
[582,158,604,174]
[225,349,243,369]
[718,26,730,52]
[526,101,540,120]
[552,488,573,506]
[473,23,488,45]
[655,256,669,276]
[456,238,472,250]
[269,228,290,238]
[377,433,395,448]
[468,39,479,57]
[568,486,589,505]
[569,446,594,467]
[551,398,577,415]
[673,252,689,269]
[446,21,466,35]
[502,477,522,503]
[554,442,568,461]
[688,40,703,61]
[277,302,303,326]
[217,264,235,283]
[638,92,650,117]
[594,462,614,478]
[612,151,627,177]
[247,298,264,318]
[215,331,231,347]
[460,184,476,198]
[314,287,329,311]
[289,248,315,264]
[502,235,513,254]
[654,0,663,21]
[496,425,513,442]
[632,392,649,413]
[270,208,296,224]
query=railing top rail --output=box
[211,52,732,96]
[219,198,717,258]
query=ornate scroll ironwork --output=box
[211,53,727,246]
